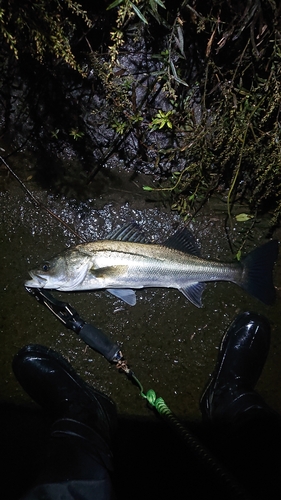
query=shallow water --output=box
[1,165,281,421]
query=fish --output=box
[25,223,279,307]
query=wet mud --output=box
[1,163,281,422]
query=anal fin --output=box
[179,282,206,307]
[107,288,136,306]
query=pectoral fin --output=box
[90,265,128,278]
[107,288,136,306]
[179,282,206,308]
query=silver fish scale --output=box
[79,243,242,291]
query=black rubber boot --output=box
[199,312,281,500]
[13,344,117,499]
[200,311,273,423]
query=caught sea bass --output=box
[25,224,278,307]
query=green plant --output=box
[0,0,92,72]
[112,119,127,135]
[69,128,85,140]
[2,0,281,229]
[51,129,60,139]
[143,1,281,226]
[107,0,166,25]
[106,0,166,66]
[149,110,174,130]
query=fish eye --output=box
[42,262,50,272]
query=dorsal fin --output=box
[163,228,201,256]
[107,222,147,243]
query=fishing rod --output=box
[25,286,249,500]
[25,287,127,370]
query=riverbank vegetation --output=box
[1,0,281,226]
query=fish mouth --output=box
[25,271,48,288]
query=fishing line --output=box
[26,287,249,500]
[125,373,249,500]
[0,155,87,242]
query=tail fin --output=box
[241,240,279,305]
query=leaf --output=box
[131,3,148,24]
[236,249,242,261]
[170,60,178,79]
[153,0,166,8]
[170,60,189,87]
[235,213,254,222]
[174,74,189,86]
[206,26,216,58]
[143,185,153,191]
[107,0,124,10]
[175,26,185,57]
